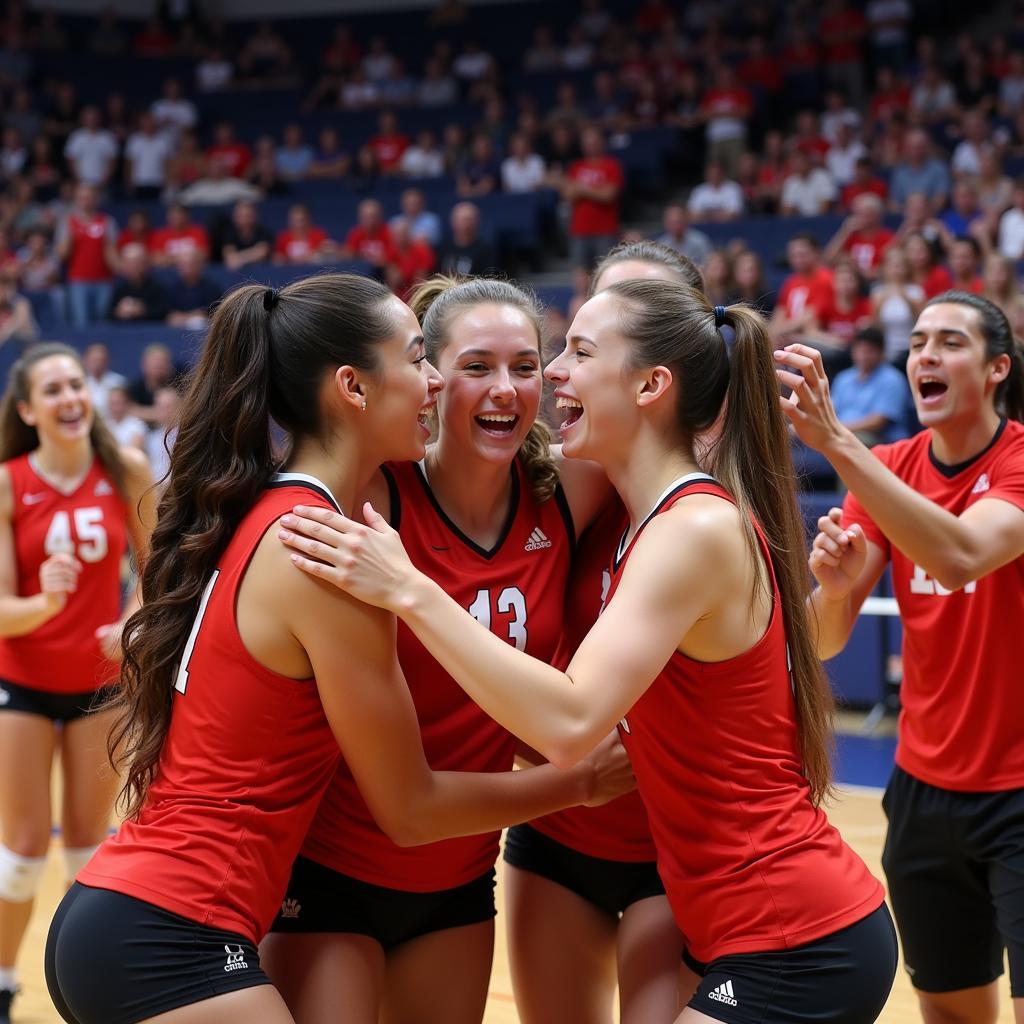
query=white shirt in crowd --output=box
[125,131,173,188]
[107,413,148,450]
[64,128,119,186]
[501,154,546,193]
[998,206,1024,259]
[150,97,197,140]
[400,145,445,178]
[826,141,868,186]
[781,169,837,216]
[687,180,744,219]
[87,371,127,420]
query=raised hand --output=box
[38,552,82,614]
[774,343,848,453]
[809,507,868,602]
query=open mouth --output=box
[917,378,948,403]
[555,395,584,431]
[475,412,519,436]
[417,403,436,435]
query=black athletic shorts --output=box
[44,882,271,1024]
[882,764,1024,995]
[0,678,116,723]
[503,823,665,917]
[682,903,897,1023]
[267,855,496,950]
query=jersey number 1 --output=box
[468,587,528,651]
[174,571,220,695]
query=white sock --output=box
[0,966,16,990]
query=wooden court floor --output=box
[12,786,1017,1023]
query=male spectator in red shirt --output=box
[385,219,435,300]
[824,193,895,278]
[54,182,119,327]
[699,63,753,177]
[150,203,210,267]
[771,233,835,341]
[841,156,888,210]
[562,126,624,270]
[273,204,334,265]
[207,122,252,178]
[341,198,395,267]
[367,110,410,175]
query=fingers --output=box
[291,505,352,532]
[362,502,389,532]
[281,512,348,548]
[45,553,83,573]
[278,527,345,566]
[288,551,346,588]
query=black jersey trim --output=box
[268,472,342,513]
[553,482,576,550]
[928,418,1007,479]
[612,473,720,573]
[413,459,521,560]
[380,464,401,530]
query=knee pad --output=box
[62,845,99,885]
[0,845,47,903]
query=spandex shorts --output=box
[267,855,496,951]
[503,823,665,917]
[45,882,270,1024]
[681,904,897,1024]
[0,678,116,723]
[883,764,1024,995]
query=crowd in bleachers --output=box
[0,0,1019,479]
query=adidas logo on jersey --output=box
[708,979,738,1006]
[94,479,114,496]
[280,898,301,919]
[223,944,249,972]
[971,473,990,494]
[524,528,552,552]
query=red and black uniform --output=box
[0,454,127,717]
[505,495,666,917]
[609,476,892,1020]
[48,476,345,1023]
[843,419,1024,996]
[274,458,574,948]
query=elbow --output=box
[374,808,430,848]
[542,720,600,771]
[932,558,976,594]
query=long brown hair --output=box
[110,273,399,818]
[0,342,128,496]
[409,274,558,502]
[607,279,835,805]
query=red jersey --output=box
[207,142,251,178]
[274,227,329,263]
[919,266,953,298]
[842,420,1024,791]
[568,157,624,238]
[368,133,410,172]
[79,478,343,943]
[818,295,872,345]
[150,225,210,260]
[302,458,574,891]
[530,496,658,862]
[778,267,835,320]
[0,454,127,693]
[610,476,883,962]
[344,224,395,264]
[845,228,895,273]
[65,213,114,282]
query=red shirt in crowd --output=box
[368,132,410,173]
[778,266,835,320]
[817,295,873,345]
[344,224,395,264]
[207,142,252,178]
[150,225,210,260]
[275,227,329,263]
[567,156,624,237]
[844,228,896,273]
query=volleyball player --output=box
[505,242,702,1024]
[0,343,153,1024]
[44,275,627,1024]
[261,276,627,1024]
[279,280,898,1022]
[777,291,1024,1024]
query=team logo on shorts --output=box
[280,898,301,919]
[223,944,249,972]
[0,687,9,706]
[708,979,738,1006]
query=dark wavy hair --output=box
[110,273,399,818]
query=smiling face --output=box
[433,302,542,466]
[907,302,1009,430]
[17,354,94,446]
[363,296,444,463]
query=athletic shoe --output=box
[0,986,15,1024]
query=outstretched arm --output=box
[777,344,1024,590]
[278,496,731,766]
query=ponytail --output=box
[110,274,396,818]
[607,279,835,806]
[716,305,835,806]
[411,273,559,502]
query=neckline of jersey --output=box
[927,417,1006,479]
[27,451,96,497]
[270,471,342,513]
